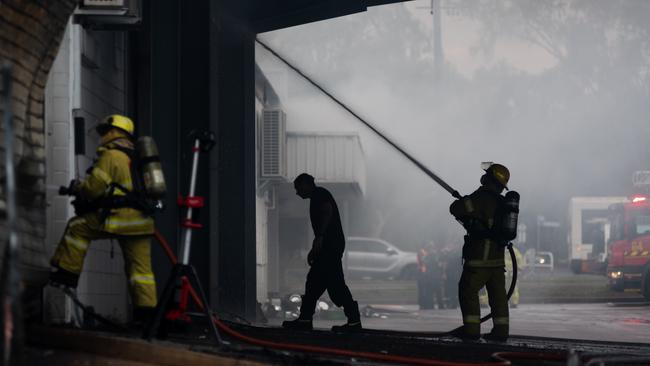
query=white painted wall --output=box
[255,97,270,303]
[44,23,76,324]
[44,23,131,323]
[256,195,269,302]
[75,28,129,322]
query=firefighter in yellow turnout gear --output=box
[479,245,523,307]
[49,115,157,322]
[450,163,513,341]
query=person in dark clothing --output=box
[442,245,462,309]
[417,245,434,310]
[282,173,361,331]
[417,242,444,310]
[425,245,445,309]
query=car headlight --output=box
[608,271,623,279]
[317,301,330,311]
[289,294,302,303]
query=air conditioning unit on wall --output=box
[74,0,141,29]
[81,0,127,8]
[261,109,287,180]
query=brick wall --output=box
[0,1,77,286]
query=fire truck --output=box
[568,197,628,275]
[606,171,650,300]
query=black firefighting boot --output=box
[331,301,362,332]
[483,330,508,342]
[449,326,481,341]
[282,318,313,331]
[132,306,156,329]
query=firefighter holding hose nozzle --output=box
[449,163,520,342]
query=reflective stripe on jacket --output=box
[79,139,154,235]
[450,186,505,267]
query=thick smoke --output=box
[256,0,650,253]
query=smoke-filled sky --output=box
[256,0,650,252]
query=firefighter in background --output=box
[479,245,524,308]
[418,242,446,310]
[441,245,462,309]
[449,163,514,341]
[417,244,433,309]
[426,244,445,309]
[49,114,158,325]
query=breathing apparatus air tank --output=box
[501,191,520,241]
[137,136,167,198]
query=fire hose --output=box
[238,39,647,366]
[52,229,631,365]
[257,38,519,335]
[48,34,644,365]
[152,230,549,366]
[57,38,525,364]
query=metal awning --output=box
[286,132,366,196]
[252,0,413,33]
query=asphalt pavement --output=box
[274,302,650,344]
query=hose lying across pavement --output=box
[152,230,561,366]
[257,36,520,338]
[54,230,637,365]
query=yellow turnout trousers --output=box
[50,213,157,308]
[459,266,509,338]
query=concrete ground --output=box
[339,270,642,305]
[26,302,650,366]
[273,268,650,348]
[270,302,650,344]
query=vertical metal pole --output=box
[432,0,444,80]
[1,61,20,366]
[536,215,542,252]
[180,139,201,265]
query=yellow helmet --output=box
[484,163,510,189]
[96,114,135,137]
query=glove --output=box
[59,179,80,196]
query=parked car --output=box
[345,237,418,280]
[523,249,555,272]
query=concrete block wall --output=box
[43,23,75,324]
[0,0,77,300]
[44,25,131,322]
[74,28,129,321]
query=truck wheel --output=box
[642,268,650,301]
